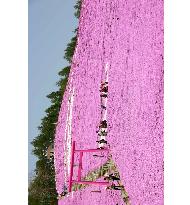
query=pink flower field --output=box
[54,0,164,204]
[58,185,125,205]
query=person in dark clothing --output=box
[100,86,108,93]
[104,173,120,181]
[98,130,107,136]
[102,81,108,85]
[101,105,107,110]
[106,183,124,190]
[99,124,107,129]
[63,184,68,192]
[58,190,67,199]
[100,93,108,98]
[99,120,107,128]
[96,139,107,144]
[103,86,108,92]
[62,191,67,196]
[100,82,108,88]
[96,130,102,134]
[101,120,107,124]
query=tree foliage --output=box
[64,36,77,63]
[29,1,81,204]
[74,0,82,19]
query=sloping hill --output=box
[54,0,164,204]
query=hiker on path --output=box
[97,136,106,142]
[96,139,107,144]
[104,173,120,181]
[101,81,108,85]
[98,130,108,136]
[101,105,107,110]
[100,82,108,89]
[96,128,107,135]
[57,191,67,199]
[100,86,108,93]
[106,183,124,190]
[100,93,108,98]
[97,143,105,149]
[99,120,107,128]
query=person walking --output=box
[97,143,105,149]
[57,191,67,199]
[100,81,108,89]
[99,120,107,128]
[96,139,107,144]
[100,93,108,98]
[104,173,120,181]
[100,86,108,93]
[99,130,107,136]
[101,105,107,110]
[106,183,124,190]
[97,128,107,135]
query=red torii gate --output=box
[68,141,110,192]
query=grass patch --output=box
[68,157,130,205]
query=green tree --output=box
[74,0,82,19]
[64,36,77,63]
[29,1,82,205]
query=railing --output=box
[68,141,110,192]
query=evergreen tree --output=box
[29,1,82,204]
